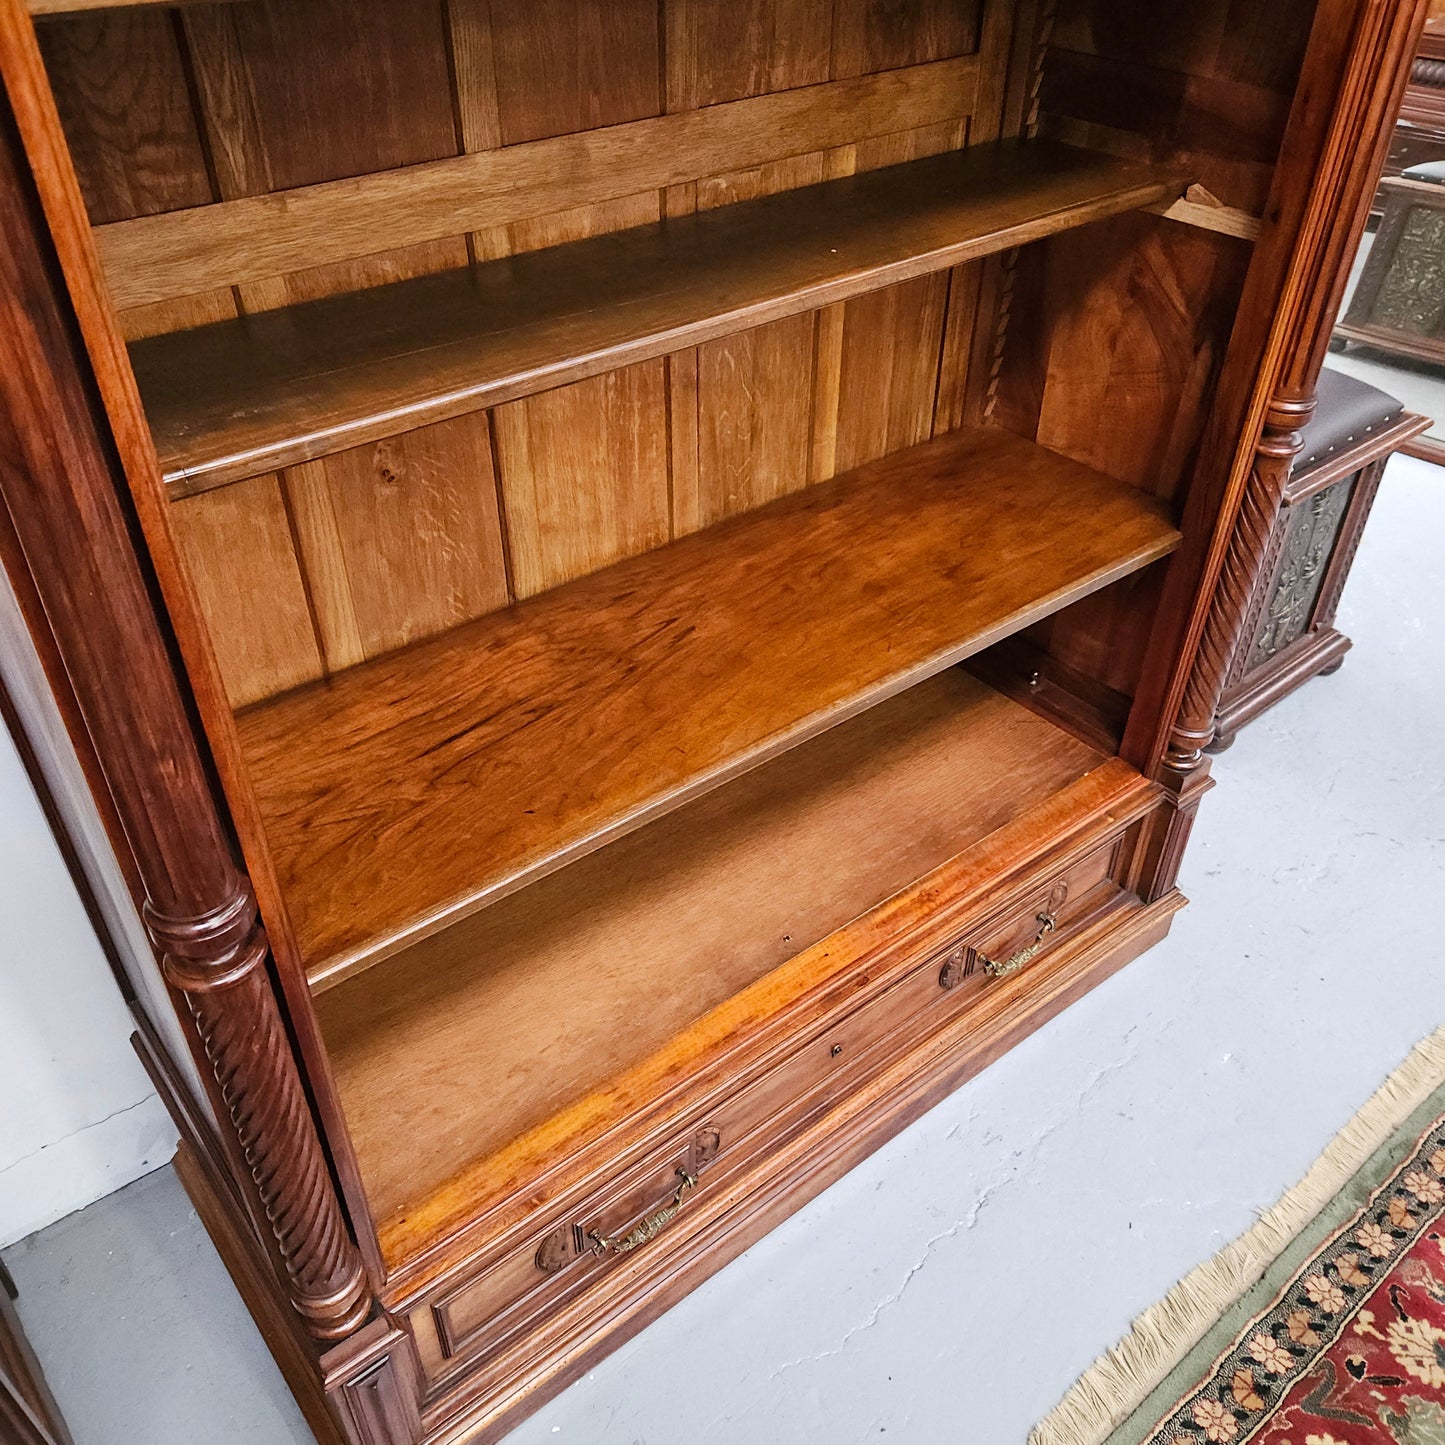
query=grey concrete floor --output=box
[5,453,1443,1445]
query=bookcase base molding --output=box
[0,0,1429,1440]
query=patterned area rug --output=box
[1143,1113,1445,1444]
[1031,1029,1445,1445]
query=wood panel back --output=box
[33,0,1036,704]
[1042,0,1315,212]
[493,363,671,599]
[984,0,1319,704]
[283,414,510,671]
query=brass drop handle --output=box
[590,1169,698,1257]
[981,911,1057,979]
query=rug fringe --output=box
[1028,1026,1445,1445]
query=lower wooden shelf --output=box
[315,669,1111,1265]
[237,425,1180,987]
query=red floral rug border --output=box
[1143,1110,1445,1444]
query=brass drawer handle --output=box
[590,1169,697,1257]
[981,911,1057,979]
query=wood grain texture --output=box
[831,0,981,78]
[680,313,817,534]
[35,7,233,338]
[234,426,1181,983]
[130,141,1186,495]
[9,3,1432,1441]
[181,0,459,196]
[0,78,371,1344]
[284,411,510,668]
[1033,213,1252,500]
[1039,0,1311,213]
[488,0,660,145]
[370,757,1161,1288]
[492,362,671,599]
[317,670,1106,1235]
[180,0,470,317]
[827,271,950,475]
[168,477,323,708]
[448,0,663,265]
[95,55,982,308]
[665,0,833,109]
[36,8,212,224]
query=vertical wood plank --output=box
[665,0,833,110]
[830,0,981,79]
[493,363,671,599]
[968,0,1022,144]
[687,314,816,533]
[668,349,702,537]
[183,0,460,193]
[932,262,982,435]
[810,302,846,483]
[281,461,367,674]
[448,0,663,258]
[38,10,213,222]
[182,0,470,309]
[168,477,324,707]
[825,274,950,476]
[694,152,828,212]
[851,115,968,172]
[1034,216,1248,501]
[38,10,237,337]
[489,0,660,144]
[283,413,510,668]
[667,0,975,215]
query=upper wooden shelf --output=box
[234,425,1181,987]
[29,0,177,12]
[132,142,1187,497]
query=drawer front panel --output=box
[412,817,1140,1385]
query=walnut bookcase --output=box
[0,0,1426,1440]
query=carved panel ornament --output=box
[1248,478,1354,668]
[1371,203,1445,335]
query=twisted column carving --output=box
[151,890,371,1341]
[1165,394,1314,772]
[0,93,372,1347]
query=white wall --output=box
[0,718,176,1247]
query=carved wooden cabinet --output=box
[1210,368,1430,749]
[0,0,1426,1441]
[1338,162,1445,364]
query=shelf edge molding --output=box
[132,140,1189,497]
[233,426,1182,989]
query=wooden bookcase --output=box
[0,0,1426,1440]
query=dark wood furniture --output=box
[1209,367,1430,750]
[0,1,1428,1441]
[0,1267,72,1445]
[1338,161,1445,365]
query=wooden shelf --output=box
[29,0,176,12]
[236,426,1180,986]
[315,670,1110,1247]
[132,142,1186,496]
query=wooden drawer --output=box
[406,821,1135,1389]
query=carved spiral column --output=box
[1165,394,1314,771]
[151,891,371,1341]
[0,93,372,1346]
